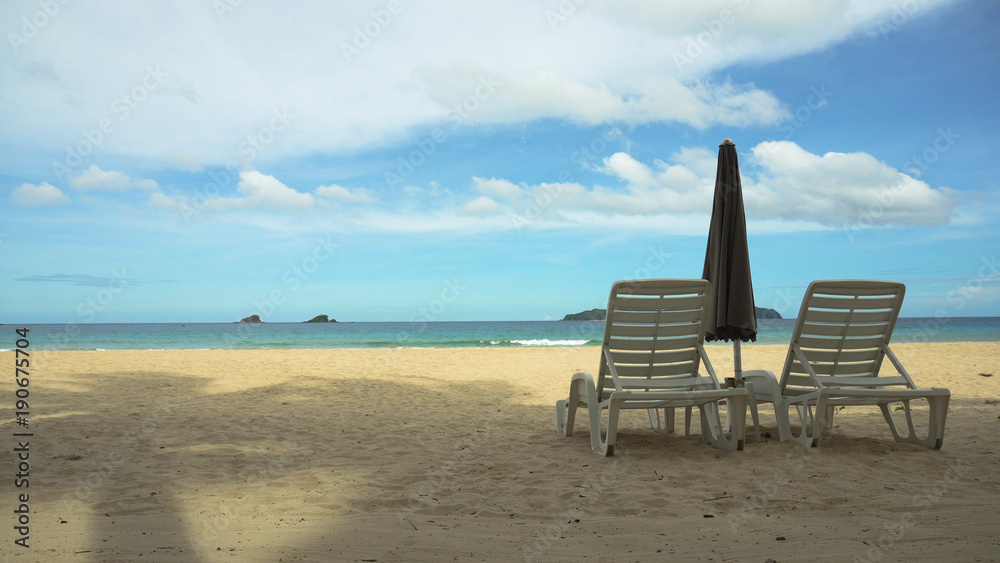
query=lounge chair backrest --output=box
[596,279,716,401]
[780,280,906,392]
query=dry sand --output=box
[1,343,998,562]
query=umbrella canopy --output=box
[702,138,757,350]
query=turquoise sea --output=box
[5,317,1000,351]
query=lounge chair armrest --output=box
[568,371,598,397]
[742,369,781,404]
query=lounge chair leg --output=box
[811,395,832,446]
[879,393,950,449]
[784,400,820,447]
[556,399,567,434]
[600,400,623,456]
[564,397,578,436]
[744,381,762,442]
[771,399,794,443]
[700,396,746,452]
[556,387,581,436]
[647,407,675,434]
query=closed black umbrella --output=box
[702,138,757,384]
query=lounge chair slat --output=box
[807,295,899,310]
[809,283,904,296]
[609,335,699,351]
[615,376,712,389]
[800,349,881,363]
[610,323,701,338]
[801,322,889,337]
[803,309,895,323]
[819,376,912,387]
[610,349,697,364]
[789,360,878,376]
[614,295,706,311]
[612,362,699,377]
[797,335,884,350]
[612,280,710,296]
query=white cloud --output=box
[148,170,314,216]
[11,182,70,207]
[141,141,957,234]
[69,165,159,191]
[0,2,958,164]
[316,184,379,204]
[462,196,503,216]
[601,153,656,187]
[450,141,956,230]
[416,64,788,128]
[748,141,955,227]
[404,182,452,198]
[236,171,314,211]
[472,177,524,200]
[148,191,181,211]
[166,150,203,172]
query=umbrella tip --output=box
[722,138,734,145]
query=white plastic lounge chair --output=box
[743,280,950,448]
[556,279,748,456]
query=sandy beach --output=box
[2,343,998,562]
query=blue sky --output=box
[2,0,998,323]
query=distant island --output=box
[562,308,607,321]
[239,314,262,323]
[304,314,338,323]
[562,307,782,321]
[755,307,782,319]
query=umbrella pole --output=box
[734,340,742,383]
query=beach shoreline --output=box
[2,343,998,561]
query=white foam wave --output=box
[511,339,590,346]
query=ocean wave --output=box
[507,339,592,346]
